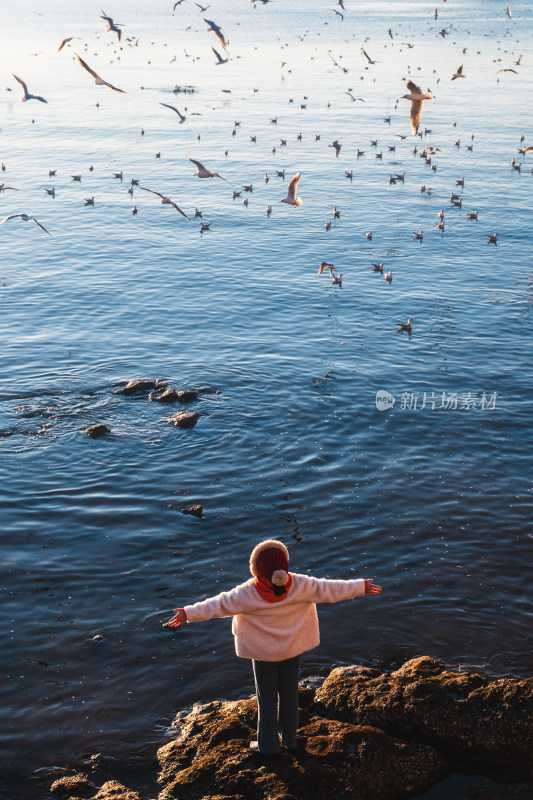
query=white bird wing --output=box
[30,217,51,235]
[57,38,72,52]
[12,74,29,98]
[139,186,165,200]
[76,54,126,92]
[0,214,23,225]
[160,102,184,119]
[169,202,189,220]
[189,157,206,171]
[406,79,422,94]
[287,172,300,200]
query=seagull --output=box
[0,184,18,192]
[414,230,423,240]
[159,103,200,123]
[12,74,47,103]
[75,54,125,93]
[84,197,95,206]
[332,9,344,21]
[332,273,343,286]
[361,47,377,64]
[384,270,392,284]
[366,231,373,240]
[496,68,518,74]
[205,18,228,51]
[372,262,384,273]
[345,92,364,102]
[507,3,512,18]
[0,213,51,234]
[57,37,75,52]
[189,158,229,182]
[467,211,478,220]
[398,318,412,333]
[212,46,228,65]
[100,11,123,42]
[487,232,498,245]
[451,64,466,80]
[138,187,189,219]
[402,80,433,135]
[318,261,336,277]
[329,140,341,157]
[280,172,302,207]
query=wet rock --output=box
[168,411,198,429]
[91,781,143,800]
[181,505,203,518]
[156,700,445,800]
[177,389,198,403]
[116,379,167,396]
[50,773,95,795]
[467,782,533,800]
[86,424,111,439]
[149,389,180,403]
[314,656,533,768]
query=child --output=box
[167,539,381,755]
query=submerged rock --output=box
[150,389,180,403]
[116,379,167,396]
[177,389,198,403]
[181,504,203,518]
[168,411,199,428]
[86,424,111,439]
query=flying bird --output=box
[159,103,200,123]
[188,158,229,182]
[451,64,466,80]
[212,46,228,65]
[57,37,75,52]
[402,80,433,135]
[12,74,47,103]
[75,54,125,93]
[361,47,377,64]
[204,18,228,51]
[0,213,51,234]
[280,172,302,207]
[138,187,189,219]
[100,11,123,42]
[318,262,336,277]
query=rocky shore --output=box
[50,657,533,800]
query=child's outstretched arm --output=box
[167,608,187,628]
[364,579,382,595]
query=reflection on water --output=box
[1,0,532,796]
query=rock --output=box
[91,781,143,800]
[50,773,95,795]
[181,505,203,518]
[156,699,445,800]
[86,424,110,439]
[314,656,533,768]
[149,389,180,403]
[467,782,533,800]
[168,411,199,429]
[116,379,167,396]
[177,390,198,403]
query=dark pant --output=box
[252,655,300,754]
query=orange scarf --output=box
[254,574,292,603]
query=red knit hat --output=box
[250,539,289,586]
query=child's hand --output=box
[364,579,382,595]
[167,608,187,628]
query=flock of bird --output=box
[2,2,529,339]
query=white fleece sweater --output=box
[184,573,366,662]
